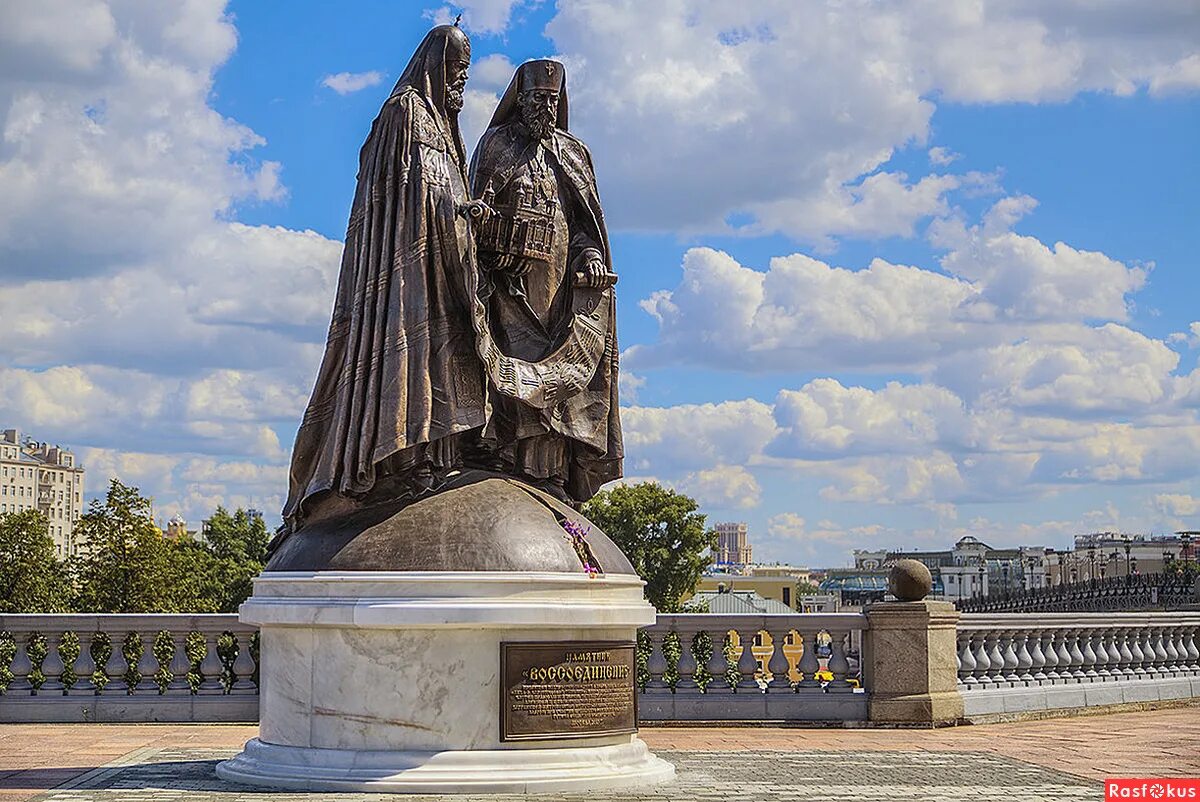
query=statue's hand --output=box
[581,255,617,289]
[457,199,494,222]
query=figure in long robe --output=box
[282,25,491,530]
[468,59,623,503]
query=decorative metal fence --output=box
[956,572,1199,613]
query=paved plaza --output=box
[1,707,1196,802]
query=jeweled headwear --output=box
[486,58,570,131]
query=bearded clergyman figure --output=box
[281,25,492,531]
[469,59,622,504]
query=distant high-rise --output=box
[714,521,752,567]
[0,429,86,557]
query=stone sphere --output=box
[889,559,933,602]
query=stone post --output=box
[863,559,964,725]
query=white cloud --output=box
[544,1,1200,240]
[676,466,761,510]
[321,70,385,95]
[1154,493,1200,517]
[424,1,529,35]
[928,146,961,166]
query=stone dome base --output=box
[265,473,635,575]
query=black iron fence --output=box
[956,571,1199,613]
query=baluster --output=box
[1163,628,1182,677]
[644,630,669,692]
[197,632,225,695]
[1091,630,1111,680]
[766,628,791,691]
[135,631,160,694]
[674,626,699,692]
[70,632,96,694]
[1128,629,1148,677]
[972,631,992,686]
[1026,630,1046,684]
[1014,632,1034,684]
[1079,628,1099,680]
[230,632,257,693]
[1040,630,1060,683]
[1000,631,1020,684]
[1066,630,1087,681]
[1138,629,1156,677]
[796,630,821,690]
[8,633,34,694]
[1103,629,1123,680]
[1184,626,1200,675]
[39,631,66,694]
[167,631,192,693]
[103,632,129,694]
[826,630,853,693]
[1152,629,1170,677]
[1115,629,1135,679]
[703,630,729,693]
[958,633,977,686]
[734,629,759,692]
[984,631,1006,687]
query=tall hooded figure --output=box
[469,59,623,504]
[281,25,491,531]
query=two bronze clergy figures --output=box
[267,25,633,574]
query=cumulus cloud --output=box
[0,1,341,524]
[424,0,530,35]
[928,146,962,166]
[675,465,761,510]
[545,0,1200,240]
[632,195,1151,377]
[321,70,384,94]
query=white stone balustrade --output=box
[0,614,258,723]
[637,613,869,722]
[956,612,1200,718]
[2,610,1198,724]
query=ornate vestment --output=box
[283,27,485,528]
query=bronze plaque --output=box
[500,640,637,741]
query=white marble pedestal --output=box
[216,571,675,793]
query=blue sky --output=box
[1,1,1198,566]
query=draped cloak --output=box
[468,65,623,503]
[282,27,485,529]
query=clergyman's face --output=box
[518,89,558,139]
[445,58,469,112]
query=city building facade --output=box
[1047,531,1197,584]
[713,521,753,569]
[851,536,1050,602]
[0,429,86,556]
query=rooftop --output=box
[688,588,794,614]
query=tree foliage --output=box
[0,478,269,614]
[0,509,71,612]
[72,479,172,612]
[582,482,715,612]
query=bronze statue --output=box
[282,25,488,531]
[269,32,628,574]
[469,59,622,504]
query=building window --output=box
[782,587,791,607]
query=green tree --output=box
[0,509,71,612]
[73,479,173,612]
[198,507,268,611]
[581,482,715,612]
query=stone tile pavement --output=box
[29,748,1099,802]
[0,706,1194,802]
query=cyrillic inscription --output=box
[500,641,637,741]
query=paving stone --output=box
[30,748,1101,802]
